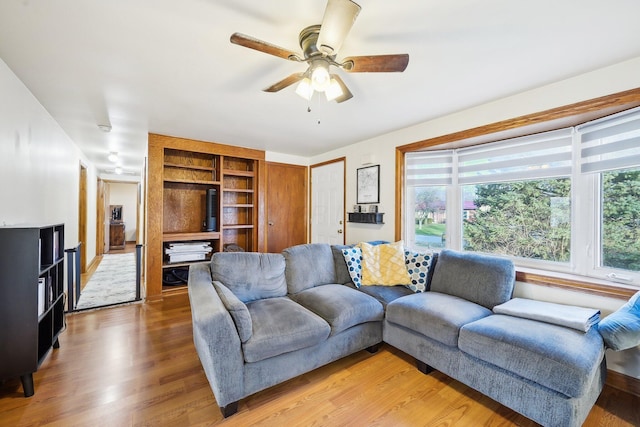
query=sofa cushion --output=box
[360,241,412,286]
[358,285,414,308]
[291,284,384,335]
[429,249,515,309]
[212,281,252,343]
[459,314,605,398]
[210,252,287,303]
[386,292,492,347]
[332,244,354,285]
[598,290,640,351]
[404,250,437,292]
[243,297,331,363]
[284,243,337,293]
[341,247,363,288]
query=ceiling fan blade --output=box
[331,74,353,103]
[263,73,305,93]
[342,54,409,72]
[230,32,302,62]
[316,0,361,56]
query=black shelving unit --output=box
[0,224,65,397]
[348,212,385,224]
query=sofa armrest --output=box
[188,262,245,407]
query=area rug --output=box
[76,253,137,310]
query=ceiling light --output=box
[310,61,331,92]
[98,124,112,132]
[108,152,119,163]
[316,0,361,56]
[295,77,314,100]
[114,167,123,175]
[325,77,344,102]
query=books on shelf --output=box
[165,241,212,264]
[38,277,45,316]
[53,230,59,261]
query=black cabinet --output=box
[0,224,65,397]
[348,212,384,224]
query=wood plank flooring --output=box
[1,293,638,427]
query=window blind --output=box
[405,150,453,186]
[577,106,640,174]
[457,128,574,184]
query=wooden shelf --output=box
[223,169,254,177]
[163,231,221,242]
[165,162,215,172]
[223,188,254,193]
[164,178,220,186]
[147,135,264,301]
[224,204,253,208]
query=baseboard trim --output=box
[607,369,640,397]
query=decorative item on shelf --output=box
[165,241,213,264]
[369,205,378,213]
[356,164,380,204]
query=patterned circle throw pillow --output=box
[341,247,363,288]
[404,250,434,292]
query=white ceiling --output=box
[1,0,640,175]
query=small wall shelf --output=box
[348,212,384,224]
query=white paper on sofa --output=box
[493,298,600,332]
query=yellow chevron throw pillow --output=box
[359,241,412,286]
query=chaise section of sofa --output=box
[384,249,606,427]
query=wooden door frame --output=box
[309,157,346,245]
[78,163,88,273]
[96,178,105,257]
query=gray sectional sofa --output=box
[188,243,608,426]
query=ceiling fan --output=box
[230,0,409,103]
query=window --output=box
[405,151,451,250]
[601,168,640,272]
[404,107,640,287]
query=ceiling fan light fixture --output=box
[295,77,314,100]
[317,0,361,56]
[310,61,331,92]
[325,77,344,101]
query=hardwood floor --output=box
[1,293,638,427]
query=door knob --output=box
[337,229,343,234]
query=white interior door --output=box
[311,160,345,244]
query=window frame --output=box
[395,88,640,300]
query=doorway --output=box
[310,158,345,244]
[75,180,141,310]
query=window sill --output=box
[515,268,638,300]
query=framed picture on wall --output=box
[357,165,380,204]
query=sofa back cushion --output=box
[332,244,354,285]
[430,249,515,309]
[283,243,336,294]
[210,252,287,303]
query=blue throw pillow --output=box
[341,247,363,288]
[404,250,436,292]
[598,291,640,351]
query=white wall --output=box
[0,57,97,259]
[309,56,640,378]
[108,182,138,242]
